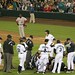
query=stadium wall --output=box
[0,9,75,21]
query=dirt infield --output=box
[0,17,75,44]
[0,16,75,27]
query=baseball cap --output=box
[0,37,2,40]
[44,39,49,42]
[45,30,49,34]
[21,37,26,40]
[57,40,61,43]
[7,34,12,38]
[66,38,71,41]
[30,35,33,39]
[20,39,24,42]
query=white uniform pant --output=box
[18,25,25,38]
[52,53,63,73]
[67,52,75,70]
[49,47,54,57]
[21,51,27,71]
[30,13,35,23]
[0,53,2,65]
[18,53,25,71]
[36,58,47,72]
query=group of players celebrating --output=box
[17,29,75,74]
[0,29,75,74]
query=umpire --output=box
[26,35,34,69]
[3,34,15,73]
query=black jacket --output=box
[26,39,34,51]
[64,42,75,53]
[3,39,15,54]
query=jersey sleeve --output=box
[0,43,1,48]
[38,44,42,51]
[24,18,27,21]
[16,18,19,22]
[50,34,55,40]
[0,43,3,52]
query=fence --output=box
[0,9,75,21]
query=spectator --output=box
[44,3,52,12]
[12,0,17,10]
[7,3,13,10]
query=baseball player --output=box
[36,39,51,74]
[52,40,66,73]
[17,39,27,74]
[16,14,27,38]
[45,30,55,57]
[0,37,3,66]
[64,38,75,73]
[45,30,55,46]
[20,37,28,71]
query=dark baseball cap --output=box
[21,37,26,40]
[57,40,61,43]
[66,38,71,41]
[44,39,49,42]
[0,37,2,40]
[30,35,33,39]
[45,30,49,34]
[7,34,12,38]
[20,39,24,42]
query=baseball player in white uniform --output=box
[45,30,55,57]
[52,40,65,73]
[16,14,27,38]
[20,37,28,71]
[36,39,51,74]
[0,37,3,65]
[17,39,27,73]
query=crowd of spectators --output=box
[0,0,75,13]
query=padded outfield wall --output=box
[0,9,75,21]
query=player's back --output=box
[55,43,65,54]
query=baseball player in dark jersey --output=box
[64,38,75,73]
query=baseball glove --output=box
[23,24,27,27]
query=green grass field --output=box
[0,20,75,75]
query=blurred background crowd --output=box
[0,0,75,13]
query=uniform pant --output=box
[36,58,47,73]
[67,52,75,70]
[52,53,63,73]
[30,13,35,23]
[18,53,25,68]
[0,53,2,65]
[49,47,54,57]
[3,53,12,72]
[18,25,25,38]
[26,51,32,69]
[21,52,27,71]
